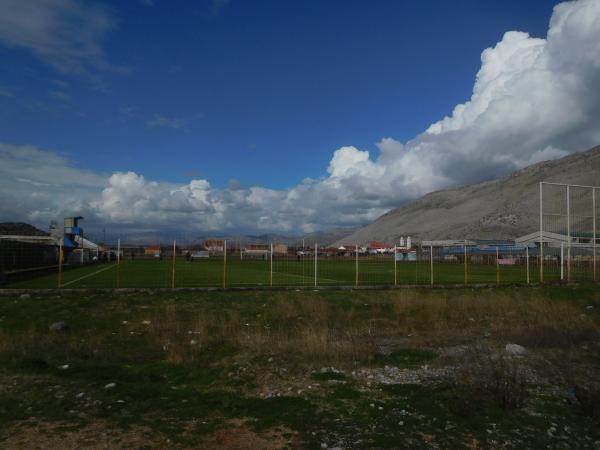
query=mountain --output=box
[334,146,600,245]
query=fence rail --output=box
[1,240,597,289]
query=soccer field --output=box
[4,255,579,289]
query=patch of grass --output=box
[311,370,346,381]
[0,287,599,448]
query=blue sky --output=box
[0,0,599,237]
[1,0,558,189]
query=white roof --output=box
[515,231,569,244]
[74,235,99,249]
[421,239,477,247]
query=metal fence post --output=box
[496,246,500,285]
[567,185,571,282]
[394,245,397,287]
[560,243,564,281]
[223,240,227,289]
[57,240,63,288]
[355,243,358,287]
[430,245,434,286]
[593,187,597,282]
[540,182,544,283]
[270,242,273,287]
[171,240,176,289]
[463,244,467,286]
[314,243,318,287]
[117,238,121,288]
[526,245,530,284]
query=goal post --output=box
[540,182,598,283]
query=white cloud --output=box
[1,0,600,238]
[0,0,122,74]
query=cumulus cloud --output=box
[1,0,600,238]
[0,0,122,74]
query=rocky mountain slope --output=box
[334,146,600,245]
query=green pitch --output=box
[5,255,584,289]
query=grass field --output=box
[5,255,589,289]
[0,285,599,448]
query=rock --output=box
[58,364,69,370]
[505,343,527,356]
[104,382,116,390]
[19,293,31,300]
[49,321,68,332]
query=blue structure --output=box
[63,216,84,249]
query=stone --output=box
[49,321,68,332]
[19,293,31,300]
[505,343,527,356]
[104,382,116,390]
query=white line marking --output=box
[61,264,116,287]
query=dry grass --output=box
[1,287,598,371]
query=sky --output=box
[0,0,599,241]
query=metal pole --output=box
[270,242,273,287]
[223,240,227,289]
[561,242,564,281]
[526,245,530,284]
[464,244,467,286]
[496,247,500,285]
[430,245,434,286]
[117,238,121,288]
[80,232,84,265]
[57,240,63,288]
[594,187,597,282]
[567,185,571,282]
[355,243,358,287]
[314,243,318,287]
[171,240,176,289]
[394,245,397,287]
[540,182,544,283]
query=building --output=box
[516,231,598,248]
[0,222,58,284]
[367,242,393,254]
[204,239,225,253]
[144,245,162,257]
[273,243,288,255]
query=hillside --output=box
[335,146,600,245]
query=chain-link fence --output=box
[540,182,598,283]
[1,182,597,289]
[2,238,597,289]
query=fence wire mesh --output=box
[2,238,596,289]
[1,182,598,289]
[540,182,598,283]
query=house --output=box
[144,245,162,257]
[367,242,393,254]
[272,243,288,255]
[204,239,225,253]
[0,222,59,284]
